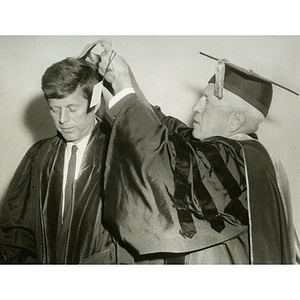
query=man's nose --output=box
[192,97,205,112]
[59,109,70,124]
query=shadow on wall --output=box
[0,96,56,203]
[23,94,56,143]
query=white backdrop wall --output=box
[0,35,299,234]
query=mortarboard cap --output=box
[200,52,299,117]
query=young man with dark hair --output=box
[0,57,115,263]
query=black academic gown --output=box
[0,120,115,264]
[104,95,298,264]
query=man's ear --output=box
[227,111,246,133]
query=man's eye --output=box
[204,98,211,110]
[50,107,60,113]
[68,107,77,112]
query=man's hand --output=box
[80,39,151,109]
[97,39,133,94]
[77,40,102,65]
[97,39,151,108]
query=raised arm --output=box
[95,48,248,255]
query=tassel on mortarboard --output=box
[200,51,299,117]
[214,59,227,99]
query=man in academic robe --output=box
[100,47,300,264]
[0,44,168,264]
[0,54,133,263]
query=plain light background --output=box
[0,35,299,235]
[1,0,300,298]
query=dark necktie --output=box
[56,145,78,263]
[63,145,78,223]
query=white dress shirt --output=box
[60,87,134,217]
[61,131,92,217]
[108,87,135,109]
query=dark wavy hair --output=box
[41,57,99,108]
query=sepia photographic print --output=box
[0,5,299,297]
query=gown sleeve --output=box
[104,96,247,255]
[0,145,40,263]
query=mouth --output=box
[193,119,200,126]
[60,127,74,133]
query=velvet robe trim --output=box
[239,139,292,264]
[104,98,248,255]
[104,96,295,264]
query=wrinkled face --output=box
[48,89,95,143]
[192,84,233,140]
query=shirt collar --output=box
[66,121,96,154]
[229,133,255,141]
[108,87,135,109]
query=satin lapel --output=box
[65,122,110,262]
[41,138,65,261]
[73,122,109,214]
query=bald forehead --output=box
[204,83,251,115]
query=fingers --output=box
[94,39,114,77]
[99,38,112,53]
[79,38,113,67]
[98,52,115,79]
[80,39,131,89]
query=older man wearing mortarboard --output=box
[99,44,300,264]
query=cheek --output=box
[70,109,85,122]
[74,111,92,128]
[210,115,227,133]
[49,113,59,124]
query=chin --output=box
[192,129,201,140]
[60,133,77,142]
